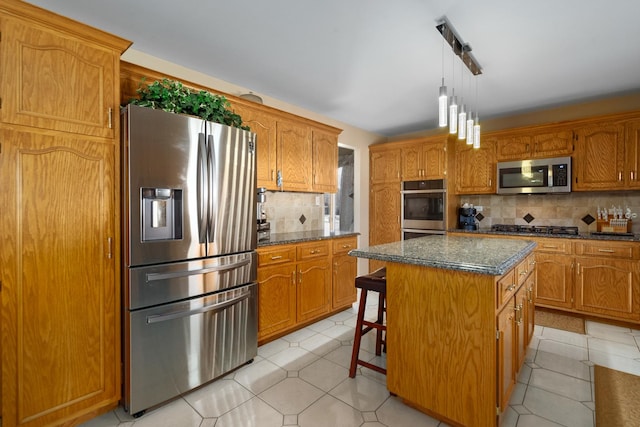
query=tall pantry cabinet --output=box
[0,2,130,426]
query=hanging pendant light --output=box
[449,90,458,134]
[458,101,466,139]
[466,112,474,146]
[438,78,448,127]
[438,39,448,127]
[473,113,481,149]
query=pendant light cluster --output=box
[436,18,482,148]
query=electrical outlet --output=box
[475,205,483,212]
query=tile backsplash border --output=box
[460,192,640,234]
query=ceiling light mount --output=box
[436,18,482,76]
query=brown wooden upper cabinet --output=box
[454,137,496,194]
[573,120,626,190]
[370,145,401,184]
[0,13,122,138]
[495,126,574,161]
[312,129,338,193]
[624,118,640,189]
[400,138,446,181]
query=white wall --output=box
[121,49,386,274]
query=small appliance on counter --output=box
[458,207,478,231]
[257,187,271,242]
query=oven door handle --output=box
[145,258,251,282]
[146,289,251,324]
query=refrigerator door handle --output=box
[145,288,251,324]
[145,257,251,282]
[197,133,208,243]
[207,134,216,244]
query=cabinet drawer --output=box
[534,238,572,254]
[575,241,640,260]
[332,237,357,256]
[297,241,330,261]
[515,254,533,285]
[498,269,517,309]
[257,245,297,267]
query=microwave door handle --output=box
[145,257,251,282]
[207,134,216,245]
[145,288,251,324]
[197,133,208,243]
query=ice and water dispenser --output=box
[141,188,183,241]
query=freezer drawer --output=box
[124,283,257,415]
[128,251,256,310]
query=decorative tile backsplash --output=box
[460,193,640,233]
[262,191,324,234]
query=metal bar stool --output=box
[349,267,386,377]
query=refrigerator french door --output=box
[121,105,258,416]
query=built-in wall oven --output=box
[401,179,446,240]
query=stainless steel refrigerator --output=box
[121,104,258,416]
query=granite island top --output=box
[349,235,537,276]
[258,229,359,247]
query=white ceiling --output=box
[26,0,640,136]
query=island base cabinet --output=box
[497,303,516,413]
[386,263,498,427]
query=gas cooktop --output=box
[490,224,579,236]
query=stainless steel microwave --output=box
[496,156,571,194]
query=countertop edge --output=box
[451,229,640,242]
[258,230,360,247]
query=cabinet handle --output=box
[506,284,516,292]
[291,271,296,284]
[597,249,615,253]
[519,271,527,276]
[631,171,635,181]
[271,170,275,180]
[542,245,558,249]
[619,171,623,181]
[298,270,302,284]
[489,178,492,187]
[271,255,283,260]
[514,304,523,325]
[107,237,113,259]
[342,244,351,249]
[576,262,581,274]
[108,108,113,129]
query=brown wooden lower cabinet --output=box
[257,236,357,343]
[535,252,574,309]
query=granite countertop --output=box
[349,235,536,276]
[258,230,359,247]
[452,228,640,242]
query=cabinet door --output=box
[370,147,401,184]
[455,138,496,194]
[497,303,515,413]
[531,128,573,158]
[0,128,119,426]
[277,119,312,191]
[297,258,331,322]
[515,287,527,369]
[423,140,446,179]
[495,134,532,161]
[257,263,297,340]
[369,183,401,246]
[233,103,278,190]
[332,254,357,309]
[401,144,422,181]
[625,119,640,188]
[534,252,573,309]
[575,257,640,321]
[312,129,338,193]
[0,16,119,138]
[524,274,536,348]
[573,122,626,190]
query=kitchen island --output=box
[350,235,537,427]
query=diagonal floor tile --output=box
[213,397,283,427]
[375,395,440,427]
[299,358,349,392]
[183,379,254,418]
[329,375,390,412]
[258,377,324,415]
[298,394,363,427]
[233,359,287,394]
[523,386,593,427]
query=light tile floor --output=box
[81,304,640,427]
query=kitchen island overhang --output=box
[349,235,537,427]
